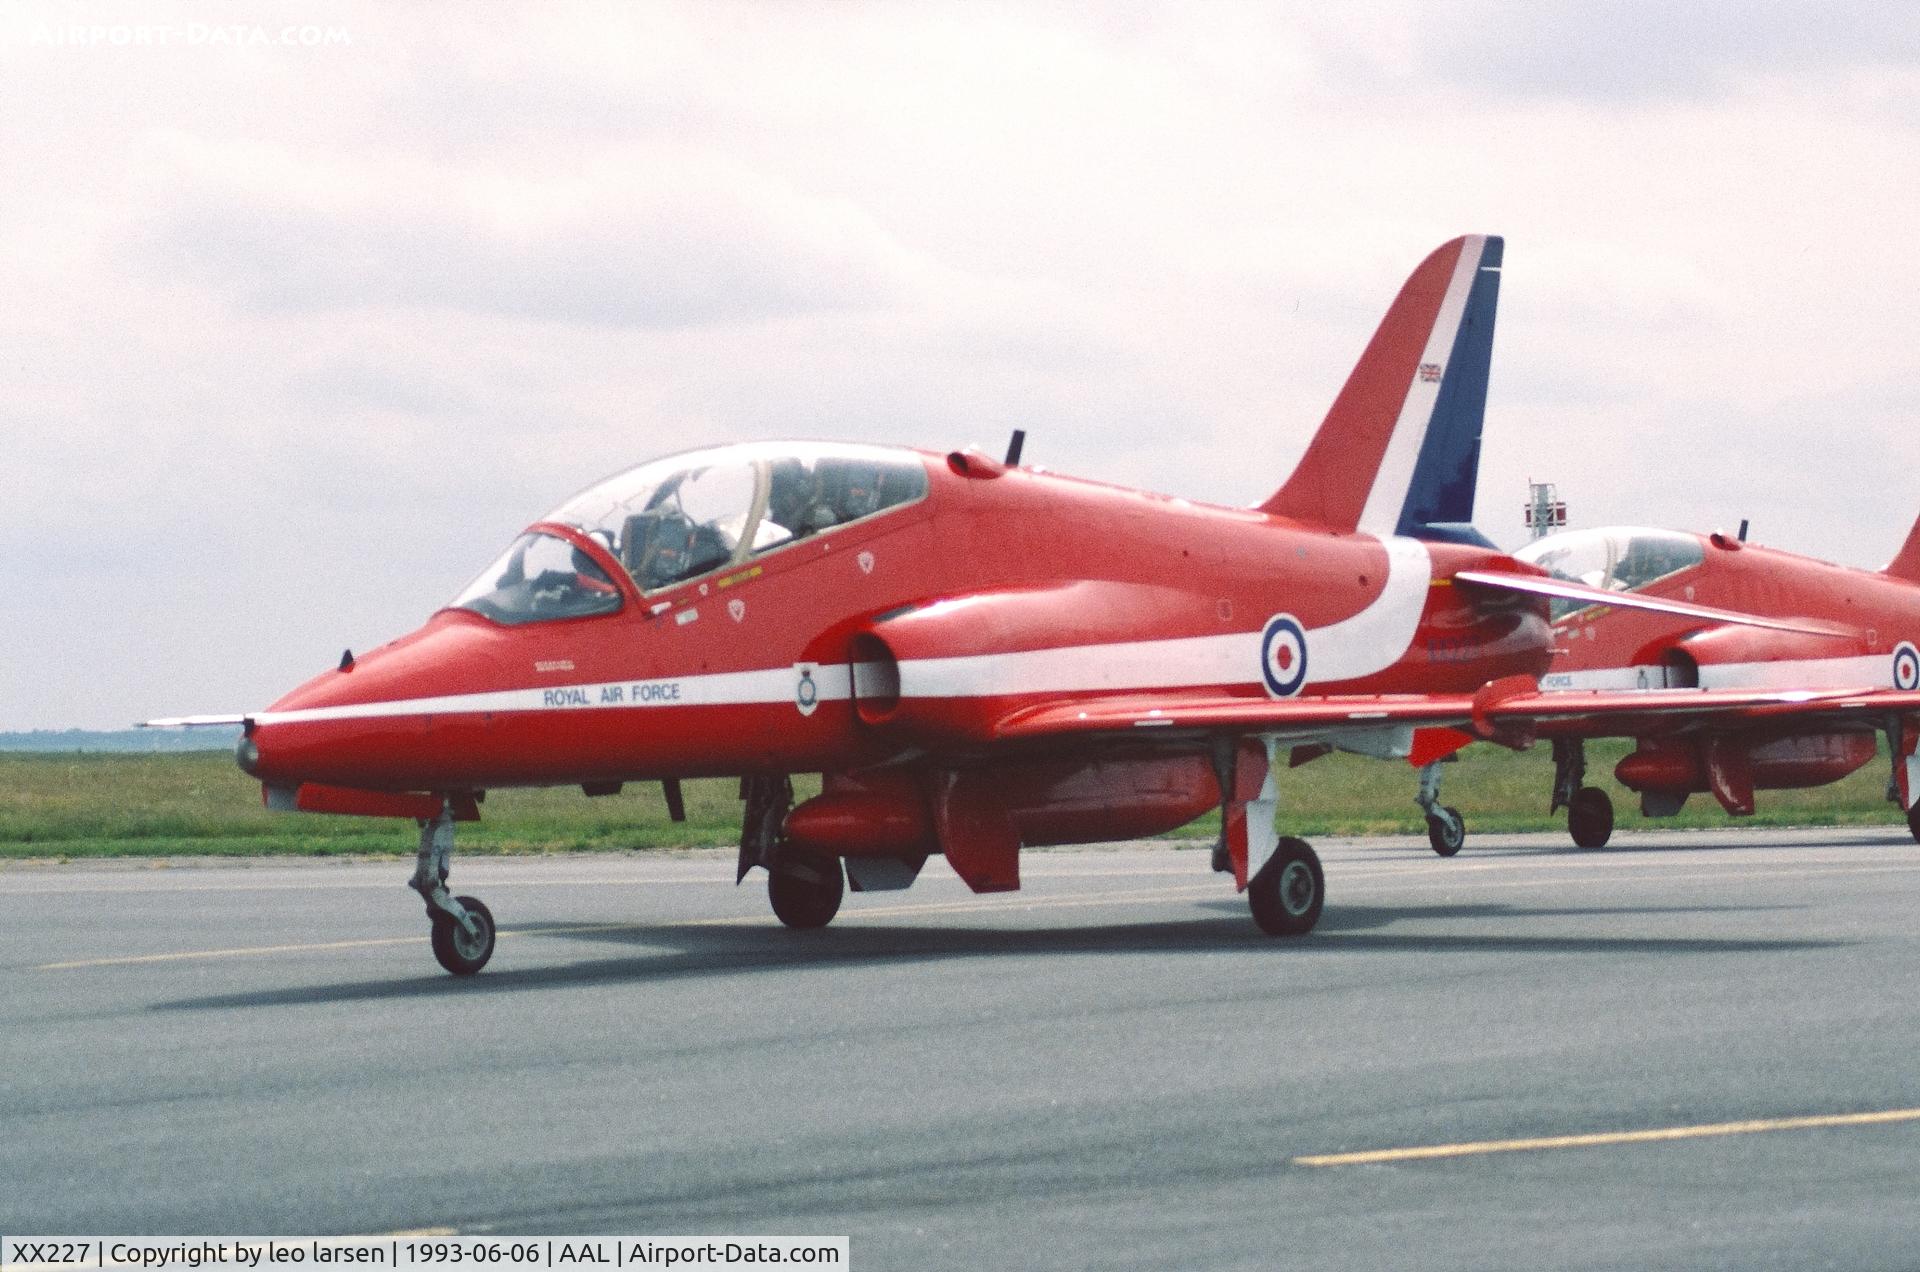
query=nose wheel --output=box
[411,800,496,975]
[430,895,496,975]
[1414,760,1466,857]
[1425,805,1465,857]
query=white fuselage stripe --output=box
[1357,234,1485,536]
[1541,654,1892,694]
[251,667,851,726]
[252,538,1435,726]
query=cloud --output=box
[133,140,938,327]
[1378,0,1920,102]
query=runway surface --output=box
[4,827,1919,1269]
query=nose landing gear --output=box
[411,800,496,975]
[430,896,496,975]
[1415,760,1466,857]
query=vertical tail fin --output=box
[1260,235,1503,545]
[1885,512,1920,582]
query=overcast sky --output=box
[4,1,1918,729]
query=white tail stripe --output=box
[1356,235,1486,536]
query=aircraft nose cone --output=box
[248,611,515,790]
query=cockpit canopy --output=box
[450,531,624,626]
[1513,526,1704,619]
[452,443,930,624]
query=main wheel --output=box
[1907,802,1920,845]
[429,896,496,976]
[1248,837,1324,936]
[1568,786,1615,850]
[1426,806,1466,857]
[768,853,845,929]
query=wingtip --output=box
[138,714,249,729]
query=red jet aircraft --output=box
[1463,518,1920,849]
[150,235,1856,974]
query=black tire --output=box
[429,896,496,976]
[1907,802,1920,845]
[769,853,845,929]
[1248,837,1324,937]
[1568,786,1615,850]
[1426,806,1465,857]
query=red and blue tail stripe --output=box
[1260,235,1503,548]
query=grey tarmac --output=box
[3,827,1918,1270]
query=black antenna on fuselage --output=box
[1004,429,1026,466]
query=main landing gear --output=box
[739,774,846,930]
[767,852,845,928]
[1247,837,1324,936]
[1414,760,1465,857]
[1567,786,1615,849]
[1885,722,1920,844]
[1210,735,1326,936]
[1551,739,1614,849]
[411,800,496,976]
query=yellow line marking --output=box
[1294,1107,1920,1166]
[38,935,431,969]
[3,833,1912,896]
[33,883,1228,969]
[0,862,1219,896]
[0,875,739,897]
[832,882,1224,922]
[1338,861,1920,898]
[30,853,1920,970]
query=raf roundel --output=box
[793,663,821,717]
[1894,642,1920,692]
[1260,613,1309,698]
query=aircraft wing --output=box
[989,693,1482,743]
[988,683,1914,747]
[1451,569,1851,636]
[1517,686,1920,738]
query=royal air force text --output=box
[541,683,682,708]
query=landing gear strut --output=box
[1886,721,1920,844]
[1414,760,1464,857]
[1210,735,1326,936]
[411,800,496,975]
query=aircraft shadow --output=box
[151,899,1841,1014]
